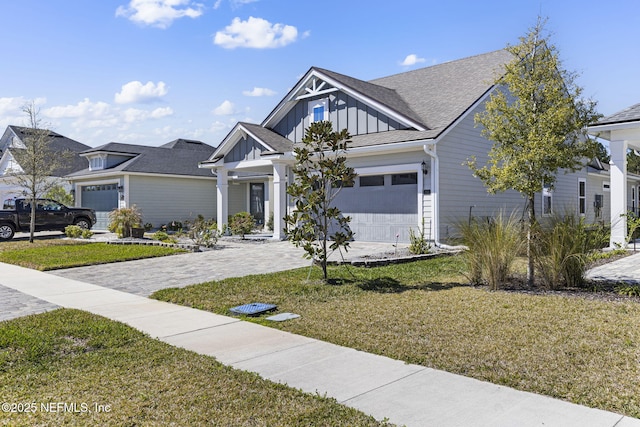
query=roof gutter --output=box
[423,143,465,251]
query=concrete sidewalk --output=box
[1,262,638,427]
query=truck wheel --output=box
[0,224,15,240]
[74,218,91,230]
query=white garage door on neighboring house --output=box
[333,173,419,242]
[80,184,119,230]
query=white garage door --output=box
[332,173,418,242]
[80,184,118,230]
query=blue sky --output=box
[1,0,638,147]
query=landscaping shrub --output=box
[229,211,255,238]
[64,225,83,238]
[408,221,430,255]
[185,215,218,248]
[533,213,592,289]
[81,228,94,239]
[152,230,177,244]
[458,211,525,290]
[108,206,142,238]
[166,220,183,232]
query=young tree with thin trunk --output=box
[467,18,600,287]
[9,102,74,243]
[285,121,356,282]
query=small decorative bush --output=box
[533,213,591,289]
[65,225,94,239]
[266,212,274,232]
[166,221,183,232]
[185,215,218,248]
[616,284,640,297]
[408,221,430,255]
[108,206,143,238]
[229,212,255,239]
[152,230,176,244]
[65,225,83,238]
[458,211,525,290]
[144,222,153,232]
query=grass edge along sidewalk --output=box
[153,256,640,420]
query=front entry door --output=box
[250,183,265,225]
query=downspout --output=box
[423,144,465,250]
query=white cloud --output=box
[231,0,258,7]
[213,0,222,9]
[400,54,426,66]
[213,100,236,115]
[43,98,112,119]
[242,87,276,97]
[116,0,203,29]
[115,81,168,104]
[123,106,175,123]
[0,97,29,115]
[214,16,298,49]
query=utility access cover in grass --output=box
[229,302,277,316]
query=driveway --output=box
[49,239,396,296]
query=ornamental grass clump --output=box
[533,213,599,289]
[458,211,525,290]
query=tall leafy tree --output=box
[285,121,356,282]
[467,18,600,286]
[9,102,73,242]
[627,149,640,175]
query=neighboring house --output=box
[67,139,216,230]
[201,49,624,244]
[589,103,640,247]
[0,126,90,202]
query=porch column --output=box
[216,167,228,233]
[272,163,287,240]
[609,139,628,247]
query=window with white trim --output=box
[578,179,586,216]
[308,98,328,123]
[89,155,106,171]
[542,183,553,216]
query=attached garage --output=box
[333,173,419,242]
[80,184,118,230]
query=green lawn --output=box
[0,310,388,426]
[0,240,185,270]
[153,256,640,419]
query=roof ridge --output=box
[369,48,508,82]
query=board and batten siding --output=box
[273,92,407,143]
[128,175,216,227]
[224,136,267,163]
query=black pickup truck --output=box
[0,198,96,240]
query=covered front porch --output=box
[201,158,292,240]
[589,103,640,247]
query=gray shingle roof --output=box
[67,140,216,178]
[222,50,513,154]
[239,122,293,153]
[7,125,91,176]
[312,67,427,128]
[595,103,640,126]
[369,49,513,133]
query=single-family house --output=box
[589,103,640,247]
[67,139,216,230]
[0,126,90,202]
[201,49,621,244]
